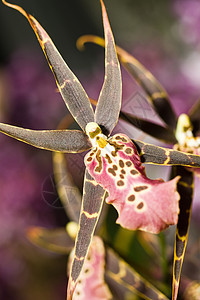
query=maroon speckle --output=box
[117,180,124,186]
[137,202,144,209]
[131,169,138,175]
[134,186,148,192]
[126,161,132,167]
[128,195,135,202]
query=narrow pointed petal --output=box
[68,236,112,300]
[114,46,177,129]
[2,0,94,130]
[120,111,177,144]
[85,134,180,233]
[53,114,108,228]
[77,35,177,129]
[53,151,108,232]
[133,139,200,168]
[105,248,169,300]
[52,114,82,221]
[27,226,74,254]
[189,98,200,122]
[188,98,200,133]
[0,123,91,152]
[53,152,82,223]
[67,171,106,299]
[95,1,122,135]
[171,167,194,300]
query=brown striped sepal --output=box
[105,248,169,300]
[133,139,200,168]
[68,236,112,300]
[1,120,200,170]
[53,149,108,233]
[119,111,177,144]
[174,143,200,177]
[188,97,200,125]
[0,123,92,153]
[85,125,180,233]
[2,0,94,131]
[171,167,194,300]
[95,0,122,136]
[67,170,106,300]
[77,35,177,129]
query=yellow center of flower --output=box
[175,114,193,144]
[175,114,200,149]
[85,122,108,149]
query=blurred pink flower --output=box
[174,0,200,45]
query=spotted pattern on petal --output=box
[95,150,103,173]
[68,236,112,300]
[85,133,180,233]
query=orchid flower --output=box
[76,35,200,299]
[27,113,170,300]
[2,0,200,299]
[29,224,170,300]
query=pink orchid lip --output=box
[85,132,180,234]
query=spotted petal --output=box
[0,123,91,153]
[68,236,112,300]
[2,0,94,130]
[85,134,180,233]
